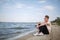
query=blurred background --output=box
[0,0,60,40]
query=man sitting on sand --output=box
[34,15,51,36]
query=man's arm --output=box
[39,22,46,26]
[39,22,51,27]
[47,22,51,27]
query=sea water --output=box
[0,22,36,40]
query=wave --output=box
[0,27,30,29]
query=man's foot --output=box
[38,32,44,36]
[33,33,39,36]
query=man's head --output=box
[44,15,49,22]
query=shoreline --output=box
[16,31,35,40]
[6,30,35,40]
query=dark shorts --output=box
[39,25,49,34]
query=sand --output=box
[15,25,60,40]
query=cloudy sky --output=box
[0,0,60,22]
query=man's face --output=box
[44,17,48,22]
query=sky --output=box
[0,0,60,22]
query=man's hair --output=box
[45,15,49,19]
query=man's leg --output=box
[39,25,49,34]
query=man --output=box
[34,15,51,36]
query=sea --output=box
[0,22,36,40]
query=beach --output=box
[9,25,60,40]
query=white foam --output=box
[6,30,35,40]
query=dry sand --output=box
[16,25,60,40]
